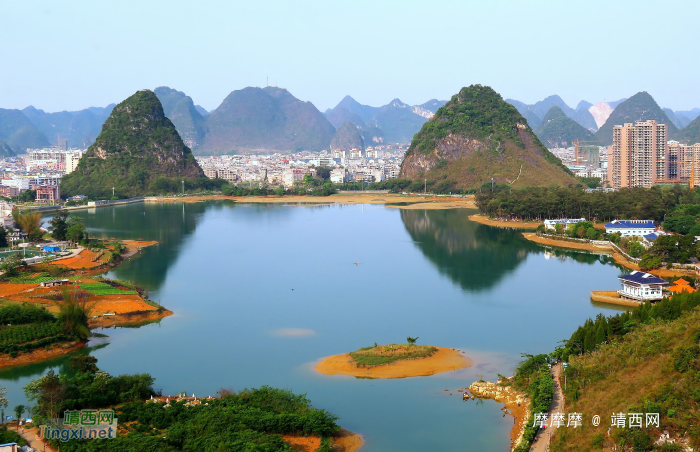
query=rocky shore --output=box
[468,380,530,450]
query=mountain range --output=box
[3,88,700,155]
[323,96,443,145]
[61,89,204,198]
[400,85,577,191]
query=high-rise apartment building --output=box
[668,141,700,185]
[608,120,668,189]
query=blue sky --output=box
[1,0,698,113]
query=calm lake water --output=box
[0,202,627,451]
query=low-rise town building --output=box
[604,220,656,237]
[544,218,586,231]
[617,271,669,302]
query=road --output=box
[529,363,564,452]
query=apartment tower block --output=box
[608,120,668,189]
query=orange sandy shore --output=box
[0,341,85,368]
[469,214,542,229]
[150,194,476,209]
[315,347,471,379]
[283,429,362,452]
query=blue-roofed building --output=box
[605,220,655,237]
[618,271,669,302]
[0,442,18,452]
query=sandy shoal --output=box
[315,346,471,378]
[122,240,158,258]
[469,215,542,229]
[151,194,476,209]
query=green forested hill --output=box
[595,92,678,145]
[399,85,576,191]
[534,106,594,148]
[60,90,204,198]
[0,108,51,151]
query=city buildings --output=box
[609,120,668,189]
[197,147,404,189]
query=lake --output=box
[0,202,626,451]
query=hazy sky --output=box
[1,0,698,113]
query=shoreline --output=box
[469,214,541,229]
[0,340,86,369]
[467,380,530,450]
[521,232,698,278]
[315,346,471,379]
[148,194,477,209]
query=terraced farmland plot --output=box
[78,283,137,295]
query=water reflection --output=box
[400,209,540,292]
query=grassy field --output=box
[349,344,438,367]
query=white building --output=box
[544,218,586,231]
[330,168,346,184]
[617,271,669,302]
[605,220,655,237]
[1,177,30,191]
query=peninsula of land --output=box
[315,344,471,379]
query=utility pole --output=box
[182,180,184,194]
[491,177,494,192]
[424,178,427,194]
[112,186,115,197]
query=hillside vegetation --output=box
[551,293,700,451]
[399,85,576,191]
[60,90,205,198]
[534,106,595,148]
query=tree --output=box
[0,227,7,248]
[0,252,24,277]
[13,405,24,425]
[56,287,92,341]
[23,370,65,422]
[66,217,88,245]
[407,336,418,345]
[18,190,36,203]
[11,210,42,241]
[0,387,7,415]
[48,211,69,241]
[70,355,99,374]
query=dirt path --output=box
[522,233,612,252]
[530,363,564,452]
[18,424,57,452]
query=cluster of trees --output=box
[23,357,155,423]
[12,210,43,241]
[48,211,89,245]
[509,354,556,452]
[561,289,700,362]
[477,185,700,222]
[22,356,340,451]
[537,221,603,240]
